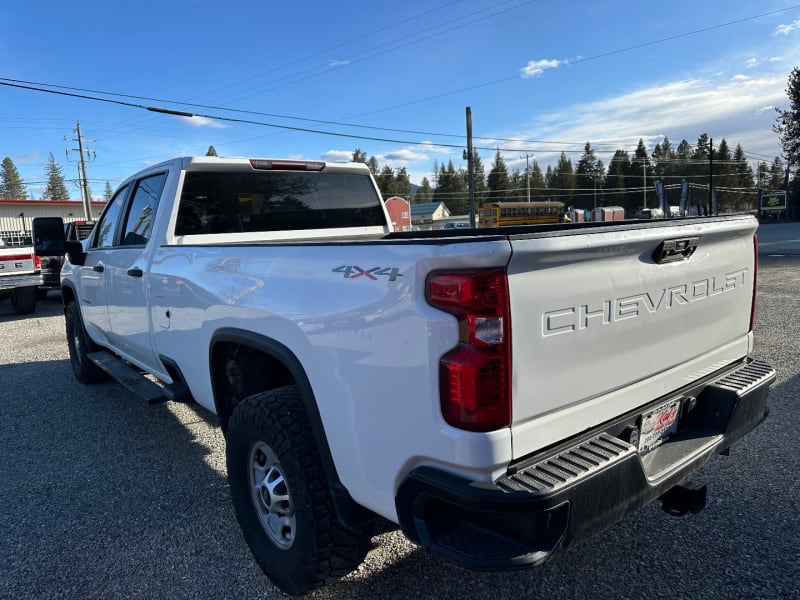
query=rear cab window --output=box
[175,170,385,237]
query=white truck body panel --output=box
[506,216,756,459]
[56,156,764,524]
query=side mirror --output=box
[32,217,87,266]
[32,217,66,256]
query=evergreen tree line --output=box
[355,67,800,218]
[352,134,790,218]
[4,65,798,218]
[0,153,115,202]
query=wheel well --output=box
[61,285,76,306]
[211,341,294,430]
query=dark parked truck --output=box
[33,156,775,595]
[0,238,41,314]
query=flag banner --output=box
[679,178,689,216]
[655,178,667,214]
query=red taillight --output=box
[34,254,41,269]
[249,159,325,171]
[427,269,511,432]
[750,234,758,332]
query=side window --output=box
[93,184,129,248]
[121,173,167,246]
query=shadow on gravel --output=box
[0,359,263,599]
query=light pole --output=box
[593,169,598,210]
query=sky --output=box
[1,0,799,200]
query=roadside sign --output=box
[761,192,787,211]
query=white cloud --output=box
[731,74,750,81]
[769,56,783,62]
[417,141,452,155]
[745,58,759,68]
[320,150,353,162]
[508,73,785,166]
[774,19,800,35]
[756,105,775,114]
[177,115,226,129]
[519,58,564,78]
[382,148,428,161]
[328,59,350,67]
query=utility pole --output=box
[520,153,533,203]
[642,161,647,211]
[65,121,95,221]
[708,137,714,214]
[465,107,476,227]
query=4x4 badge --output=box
[332,265,403,282]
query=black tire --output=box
[11,286,36,315]
[65,302,108,384]
[226,386,372,596]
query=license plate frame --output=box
[638,398,681,454]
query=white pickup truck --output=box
[0,235,41,314]
[32,156,775,595]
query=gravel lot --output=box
[1,224,798,600]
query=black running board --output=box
[87,351,170,405]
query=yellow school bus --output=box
[479,201,565,227]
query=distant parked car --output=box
[443,221,471,229]
[38,221,94,298]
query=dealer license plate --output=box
[638,399,681,454]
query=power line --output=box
[0,79,631,154]
[345,4,800,119]
[0,76,609,147]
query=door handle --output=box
[127,267,143,278]
[92,263,105,273]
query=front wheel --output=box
[226,386,372,596]
[65,302,108,384]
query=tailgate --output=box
[0,247,36,274]
[506,216,757,458]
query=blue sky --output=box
[1,0,799,199]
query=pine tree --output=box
[469,149,488,207]
[487,150,510,201]
[42,153,69,200]
[550,152,576,207]
[434,161,468,214]
[104,181,114,201]
[206,145,218,157]
[366,156,380,176]
[376,166,396,197]
[775,67,800,216]
[393,167,412,199]
[732,144,754,210]
[769,156,785,191]
[530,161,545,200]
[575,142,600,205]
[652,136,676,179]
[351,148,367,163]
[605,150,630,209]
[414,177,433,203]
[0,157,27,199]
[775,67,800,170]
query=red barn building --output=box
[384,196,412,232]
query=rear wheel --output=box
[65,302,108,384]
[11,286,36,315]
[226,386,372,596]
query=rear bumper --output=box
[395,358,775,570]
[0,273,43,290]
